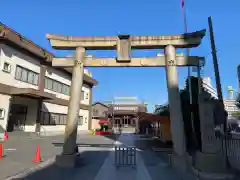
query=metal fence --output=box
[114,146,136,168]
[225,137,240,171]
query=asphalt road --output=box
[0,132,119,180]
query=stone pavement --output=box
[94,133,187,180]
[94,133,153,180]
[5,133,198,180]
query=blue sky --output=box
[1,0,240,112]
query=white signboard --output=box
[114,106,138,111]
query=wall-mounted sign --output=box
[114,106,138,112]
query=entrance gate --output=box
[7,104,27,132]
[46,30,206,165]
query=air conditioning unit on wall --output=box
[2,62,11,73]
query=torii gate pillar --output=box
[55,47,85,167]
[165,45,187,172]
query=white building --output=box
[224,100,238,117]
[0,23,97,135]
[202,77,218,99]
[202,78,239,116]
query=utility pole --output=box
[208,16,228,168]
[237,65,240,92]
[208,16,223,102]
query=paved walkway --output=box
[94,133,152,180]
[94,133,184,180]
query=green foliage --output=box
[100,124,108,131]
[231,111,240,117]
[160,76,202,150]
[0,25,4,32]
[157,106,170,116]
[236,94,240,109]
[183,76,202,150]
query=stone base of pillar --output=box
[169,152,190,175]
[55,153,80,168]
[191,151,235,179]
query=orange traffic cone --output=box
[0,144,3,159]
[3,131,8,141]
[32,145,42,163]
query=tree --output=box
[236,93,240,109]
[157,76,213,151]
[183,76,202,150]
[231,111,240,117]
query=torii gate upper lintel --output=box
[47,29,206,168]
[46,29,206,50]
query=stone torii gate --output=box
[46,30,206,169]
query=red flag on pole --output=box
[181,0,184,8]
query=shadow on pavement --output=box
[52,142,114,148]
[101,134,120,142]
[134,138,173,163]
[52,134,120,148]
[6,150,111,180]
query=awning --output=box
[10,88,55,99]
[99,119,108,124]
[44,97,90,110]
[138,112,169,123]
[0,83,55,100]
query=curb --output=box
[191,166,236,180]
[4,157,55,180]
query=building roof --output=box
[0,23,98,86]
[92,102,109,108]
[138,112,169,123]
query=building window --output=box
[57,83,62,93]
[33,74,39,85]
[44,77,70,95]
[62,84,70,95]
[81,90,84,100]
[93,109,99,117]
[78,116,83,125]
[50,113,59,125]
[40,112,84,125]
[15,65,39,85]
[59,114,67,124]
[45,78,53,90]
[27,71,34,84]
[40,111,67,125]
[53,81,58,92]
